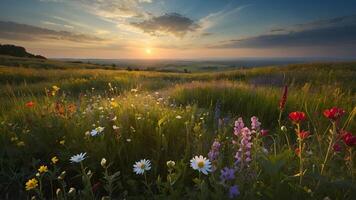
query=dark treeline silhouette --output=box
[0,44,46,59]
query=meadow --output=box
[0,55,355,199]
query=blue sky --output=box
[0,0,356,59]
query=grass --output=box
[0,56,355,199]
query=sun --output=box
[145,48,152,55]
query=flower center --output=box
[140,163,145,169]
[197,161,205,168]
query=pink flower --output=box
[234,117,244,136]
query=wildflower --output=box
[166,160,176,168]
[190,155,212,175]
[101,158,107,168]
[298,130,310,140]
[333,143,342,152]
[17,141,25,147]
[251,116,261,130]
[25,178,38,191]
[90,126,105,136]
[25,101,35,108]
[51,156,59,164]
[38,165,48,173]
[70,152,87,163]
[229,185,240,199]
[59,140,65,145]
[112,125,119,130]
[68,187,76,196]
[341,131,356,147]
[279,85,288,110]
[281,126,287,132]
[56,188,62,196]
[208,139,221,161]
[235,127,253,164]
[220,167,235,182]
[176,115,182,119]
[295,148,301,156]
[126,138,132,142]
[289,111,306,123]
[234,117,244,136]
[58,171,66,180]
[133,159,151,175]
[131,88,138,92]
[260,129,269,136]
[323,107,345,121]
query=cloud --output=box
[131,13,200,37]
[214,15,356,49]
[0,21,103,43]
[199,4,252,31]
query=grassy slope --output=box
[0,56,355,199]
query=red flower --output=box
[25,101,35,108]
[295,148,301,156]
[323,107,345,121]
[298,130,310,139]
[260,129,269,136]
[279,85,288,110]
[341,131,356,147]
[289,111,306,123]
[333,143,342,152]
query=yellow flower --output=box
[38,165,48,173]
[16,141,25,147]
[110,101,118,108]
[25,178,38,191]
[51,156,59,164]
[52,85,60,91]
[59,140,65,145]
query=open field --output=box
[0,56,355,199]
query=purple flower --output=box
[251,116,261,131]
[234,117,244,136]
[220,167,235,182]
[229,185,240,199]
[235,127,253,165]
[208,139,221,171]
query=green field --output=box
[0,56,355,199]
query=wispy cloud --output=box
[213,15,356,49]
[0,21,103,43]
[199,4,252,31]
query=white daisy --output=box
[70,152,87,163]
[133,159,151,175]
[190,155,212,175]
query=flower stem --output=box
[297,123,303,185]
[320,122,336,176]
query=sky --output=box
[0,0,356,59]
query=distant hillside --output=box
[0,44,46,59]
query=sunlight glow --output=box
[145,48,152,55]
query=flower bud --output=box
[56,188,62,196]
[281,126,287,132]
[166,160,175,169]
[36,173,40,177]
[101,158,107,168]
[68,187,76,196]
[58,171,66,180]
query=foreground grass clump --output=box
[0,84,355,200]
